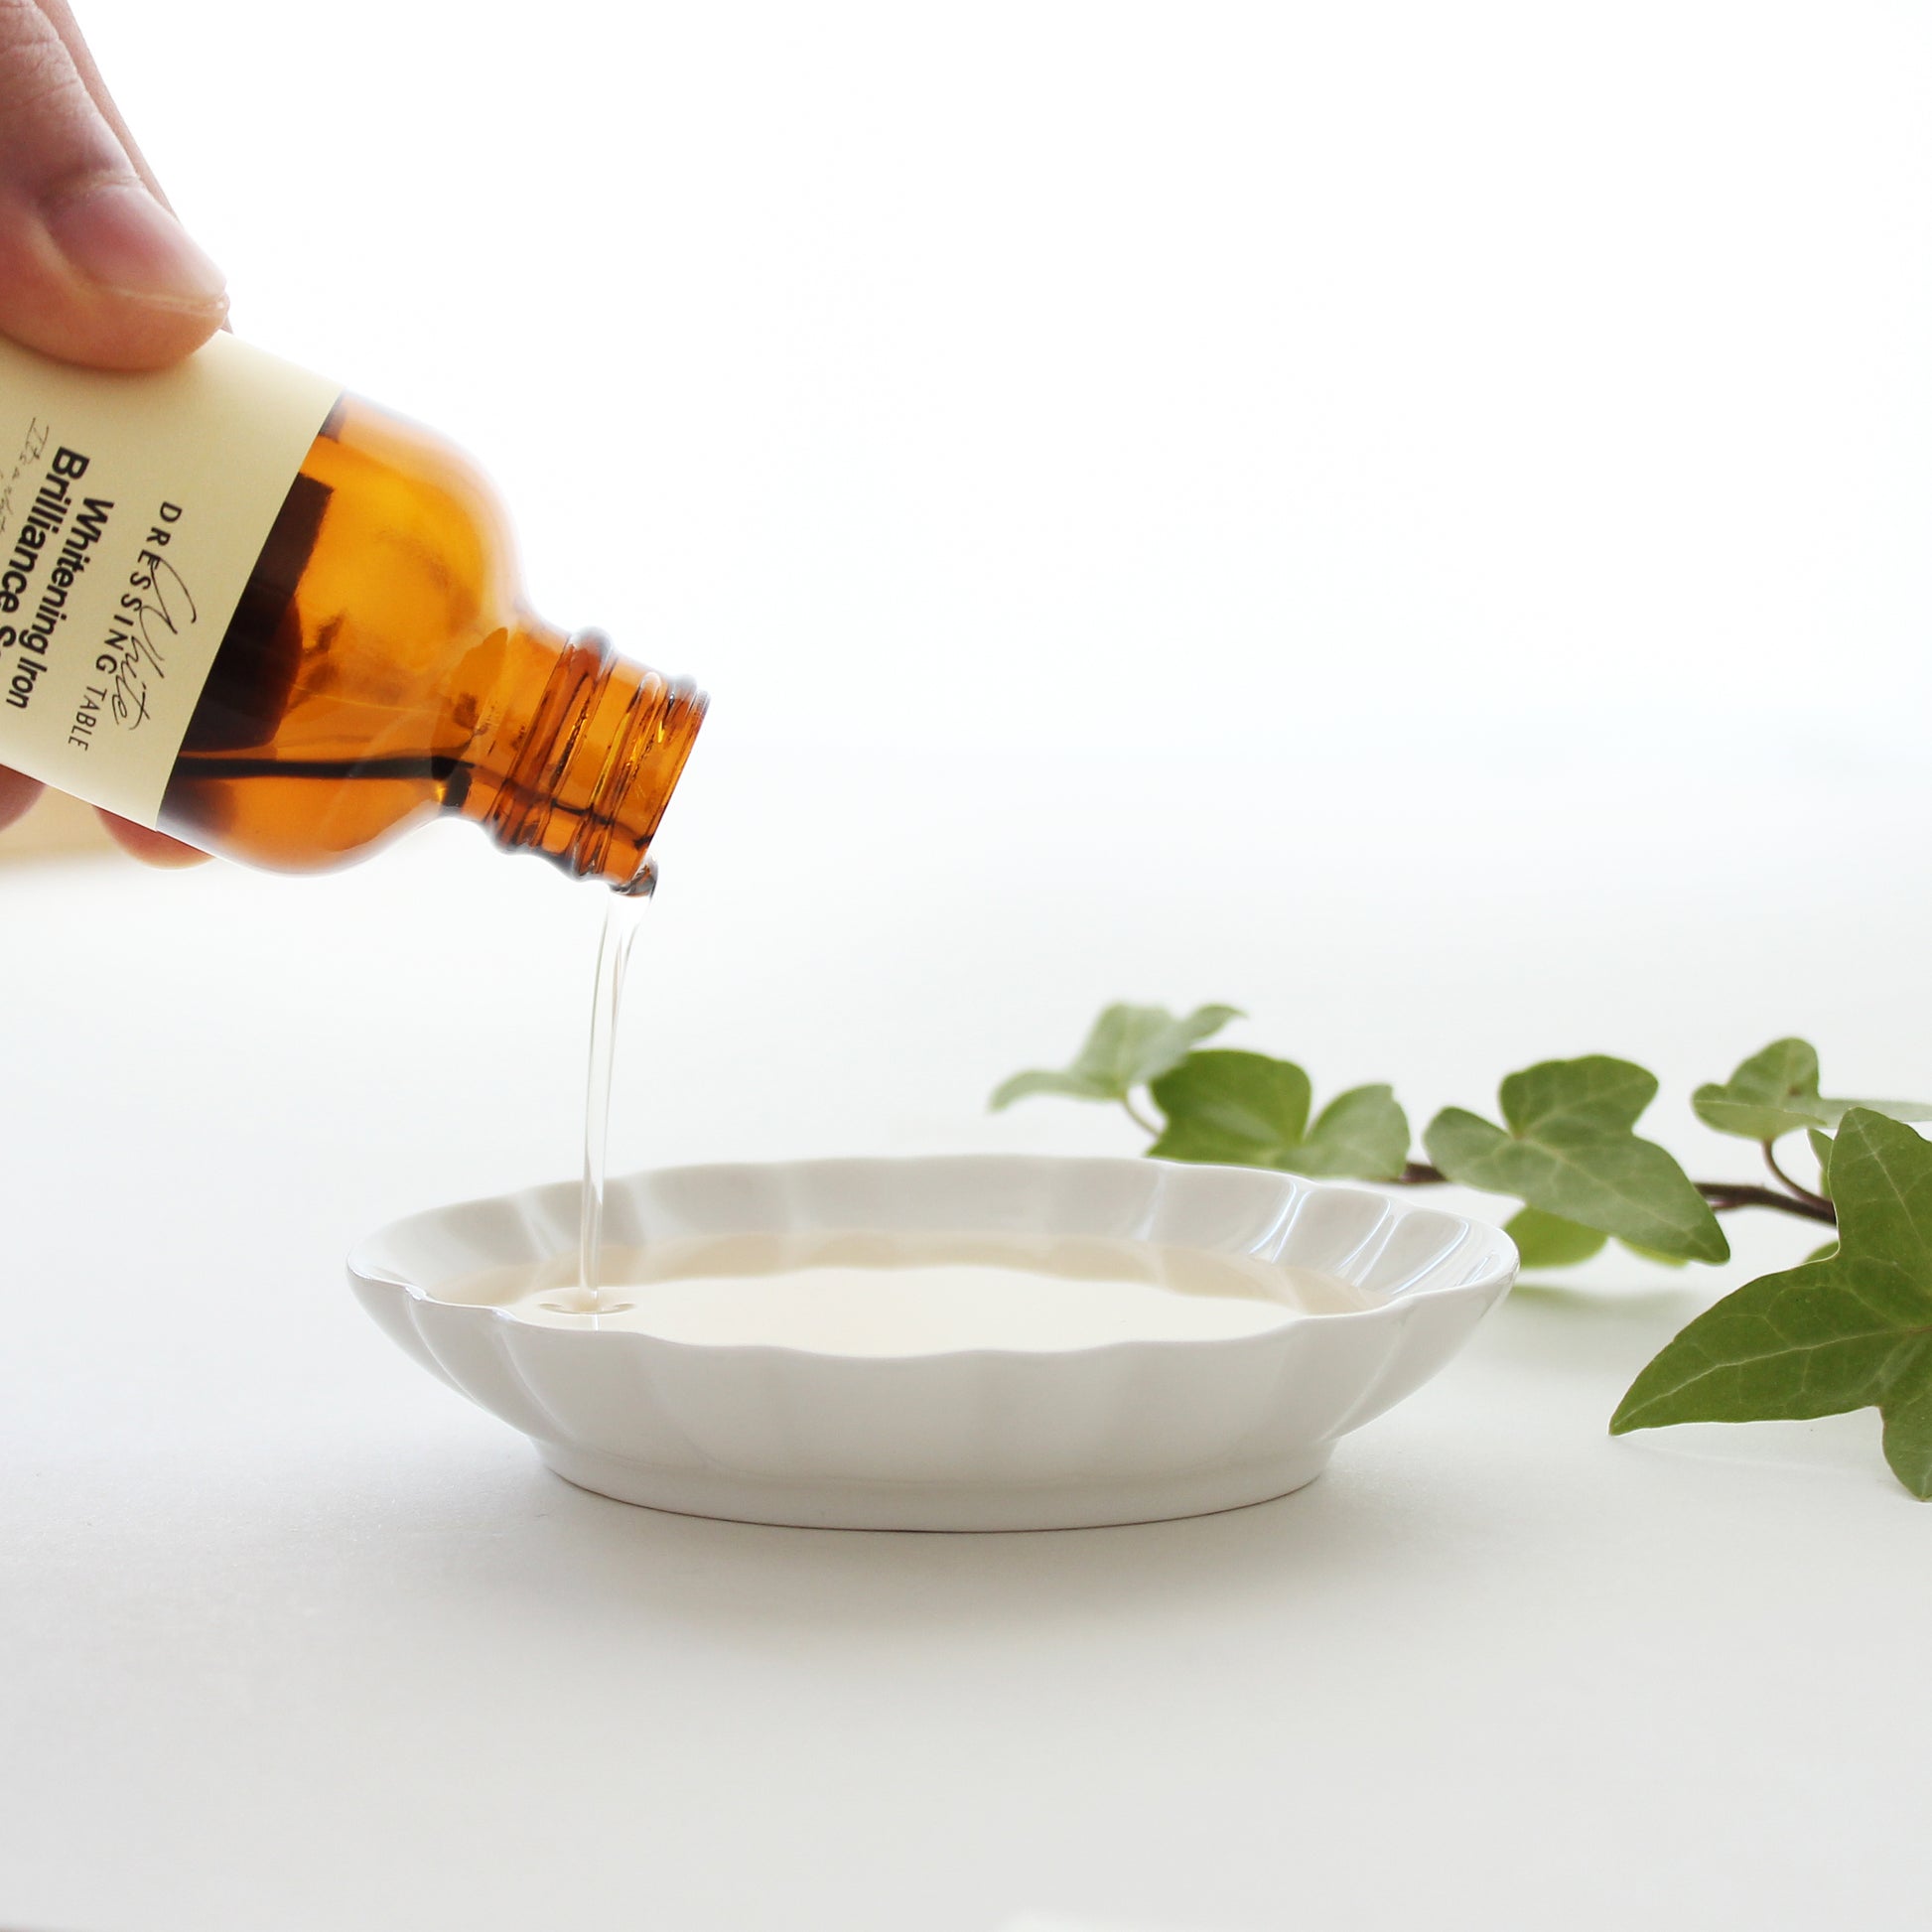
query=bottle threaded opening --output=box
[483,629,706,890]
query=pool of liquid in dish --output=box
[435,1231,1381,1354]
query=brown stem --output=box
[1697,1180,1836,1226]
[1392,1161,1837,1225]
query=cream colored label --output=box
[0,334,340,826]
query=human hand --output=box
[0,0,228,864]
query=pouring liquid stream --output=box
[556,867,655,1318]
[523,865,1367,1341]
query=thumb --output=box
[0,761,42,833]
[0,0,227,370]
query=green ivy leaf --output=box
[1286,1083,1412,1180]
[1505,1207,1607,1270]
[1808,1128,1835,1200]
[1692,1037,1826,1142]
[1424,1055,1727,1265]
[1618,1240,1690,1270]
[1816,1095,1932,1127]
[990,1003,1242,1110]
[1611,1108,1932,1498]
[1693,1037,1932,1143]
[1147,1052,1411,1181]
[1147,1050,1309,1162]
[1502,1207,1696,1274]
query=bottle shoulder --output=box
[297,392,526,635]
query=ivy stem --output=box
[1122,1094,1159,1138]
[1392,1160,1836,1226]
[1698,1180,1836,1225]
[1762,1138,1832,1212]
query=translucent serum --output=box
[565,885,655,1317]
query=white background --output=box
[73,0,1932,1153]
[6,7,1932,1931]
[86,0,1932,760]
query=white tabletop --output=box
[3,737,1929,1932]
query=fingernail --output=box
[46,179,227,310]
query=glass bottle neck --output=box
[458,624,706,893]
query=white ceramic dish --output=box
[346,1156,1516,1531]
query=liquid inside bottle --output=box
[159,394,705,891]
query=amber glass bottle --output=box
[155,396,704,893]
